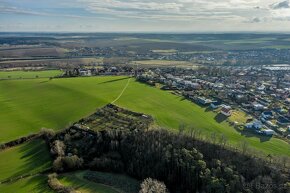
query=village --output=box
[137,66,290,140]
[66,46,290,66]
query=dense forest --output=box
[45,125,290,193]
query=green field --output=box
[59,171,122,193]
[0,76,289,156]
[131,60,195,67]
[0,70,62,79]
[0,175,53,193]
[0,139,52,182]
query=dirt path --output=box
[111,77,131,104]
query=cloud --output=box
[0,5,42,15]
[250,17,263,23]
[0,5,112,19]
[269,1,290,20]
[270,0,290,9]
[77,0,267,21]
[2,0,290,32]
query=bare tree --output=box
[219,134,228,147]
[188,126,195,138]
[139,178,168,193]
[178,123,186,135]
[240,140,249,155]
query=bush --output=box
[139,178,168,193]
[41,128,55,140]
[48,173,76,193]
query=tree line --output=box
[47,126,290,193]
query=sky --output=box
[0,0,290,32]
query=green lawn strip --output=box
[0,70,62,79]
[83,170,140,193]
[0,139,52,182]
[59,171,122,193]
[0,175,53,193]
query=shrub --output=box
[139,178,168,193]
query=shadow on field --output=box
[233,127,271,142]
[214,113,227,123]
[10,139,52,180]
[24,175,51,193]
[39,80,49,84]
[98,77,130,84]
[204,106,212,112]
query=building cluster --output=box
[62,66,136,77]
[137,66,290,139]
[66,47,290,66]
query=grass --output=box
[0,70,62,79]
[0,57,103,66]
[0,175,53,193]
[131,60,195,67]
[59,171,124,193]
[229,110,249,124]
[0,139,52,182]
[263,45,290,49]
[0,76,289,156]
[0,76,126,142]
[151,49,177,53]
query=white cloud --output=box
[1,0,290,31]
[77,0,271,21]
[270,0,289,9]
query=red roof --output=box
[221,107,231,114]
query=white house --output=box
[263,129,275,136]
[253,103,265,111]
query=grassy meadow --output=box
[0,70,62,79]
[0,139,52,182]
[0,76,289,156]
[59,171,123,193]
[131,60,196,67]
[0,175,53,193]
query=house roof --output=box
[221,107,231,113]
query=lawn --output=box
[0,175,53,193]
[0,139,52,182]
[131,60,195,67]
[0,76,126,142]
[229,110,249,124]
[0,70,62,79]
[59,171,124,193]
[0,76,289,156]
[263,45,290,49]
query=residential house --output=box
[220,105,232,116]
[211,101,222,109]
[263,129,275,136]
[261,111,274,120]
[245,120,263,130]
[196,97,212,105]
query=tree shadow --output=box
[6,139,52,181]
[233,127,272,142]
[214,113,227,123]
[39,80,49,84]
[98,77,130,84]
[23,175,52,193]
[180,97,187,101]
[204,106,212,112]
